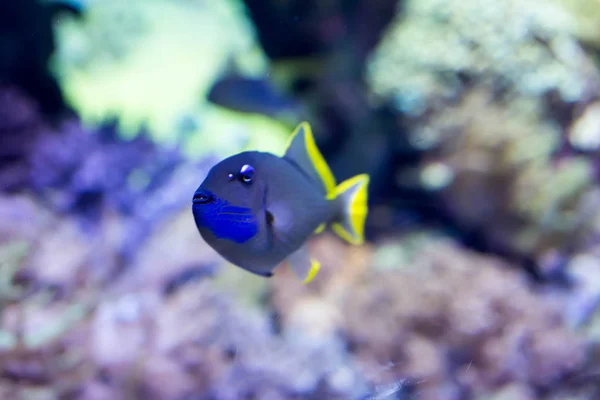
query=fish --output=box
[207,75,299,118]
[192,122,369,283]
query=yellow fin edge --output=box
[302,259,321,284]
[328,174,369,245]
[314,223,326,234]
[285,122,337,193]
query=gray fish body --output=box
[194,151,335,276]
[192,122,369,282]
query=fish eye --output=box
[227,173,235,181]
[240,164,255,184]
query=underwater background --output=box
[2,0,600,399]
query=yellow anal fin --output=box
[287,244,322,283]
[303,259,321,284]
[283,122,337,194]
[328,174,370,245]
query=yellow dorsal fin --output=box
[283,122,336,194]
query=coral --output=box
[568,102,600,151]
[367,0,600,116]
[425,89,600,272]
[0,251,371,399]
[554,0,600,47]
[269,235,595,399]
[365,0,600,276]
[0,85,214,281]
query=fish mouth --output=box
[193,189,214,205]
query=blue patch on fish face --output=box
[192,189,258,244]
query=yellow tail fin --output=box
[327,174,370,245]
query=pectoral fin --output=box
[286,244,321,284]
